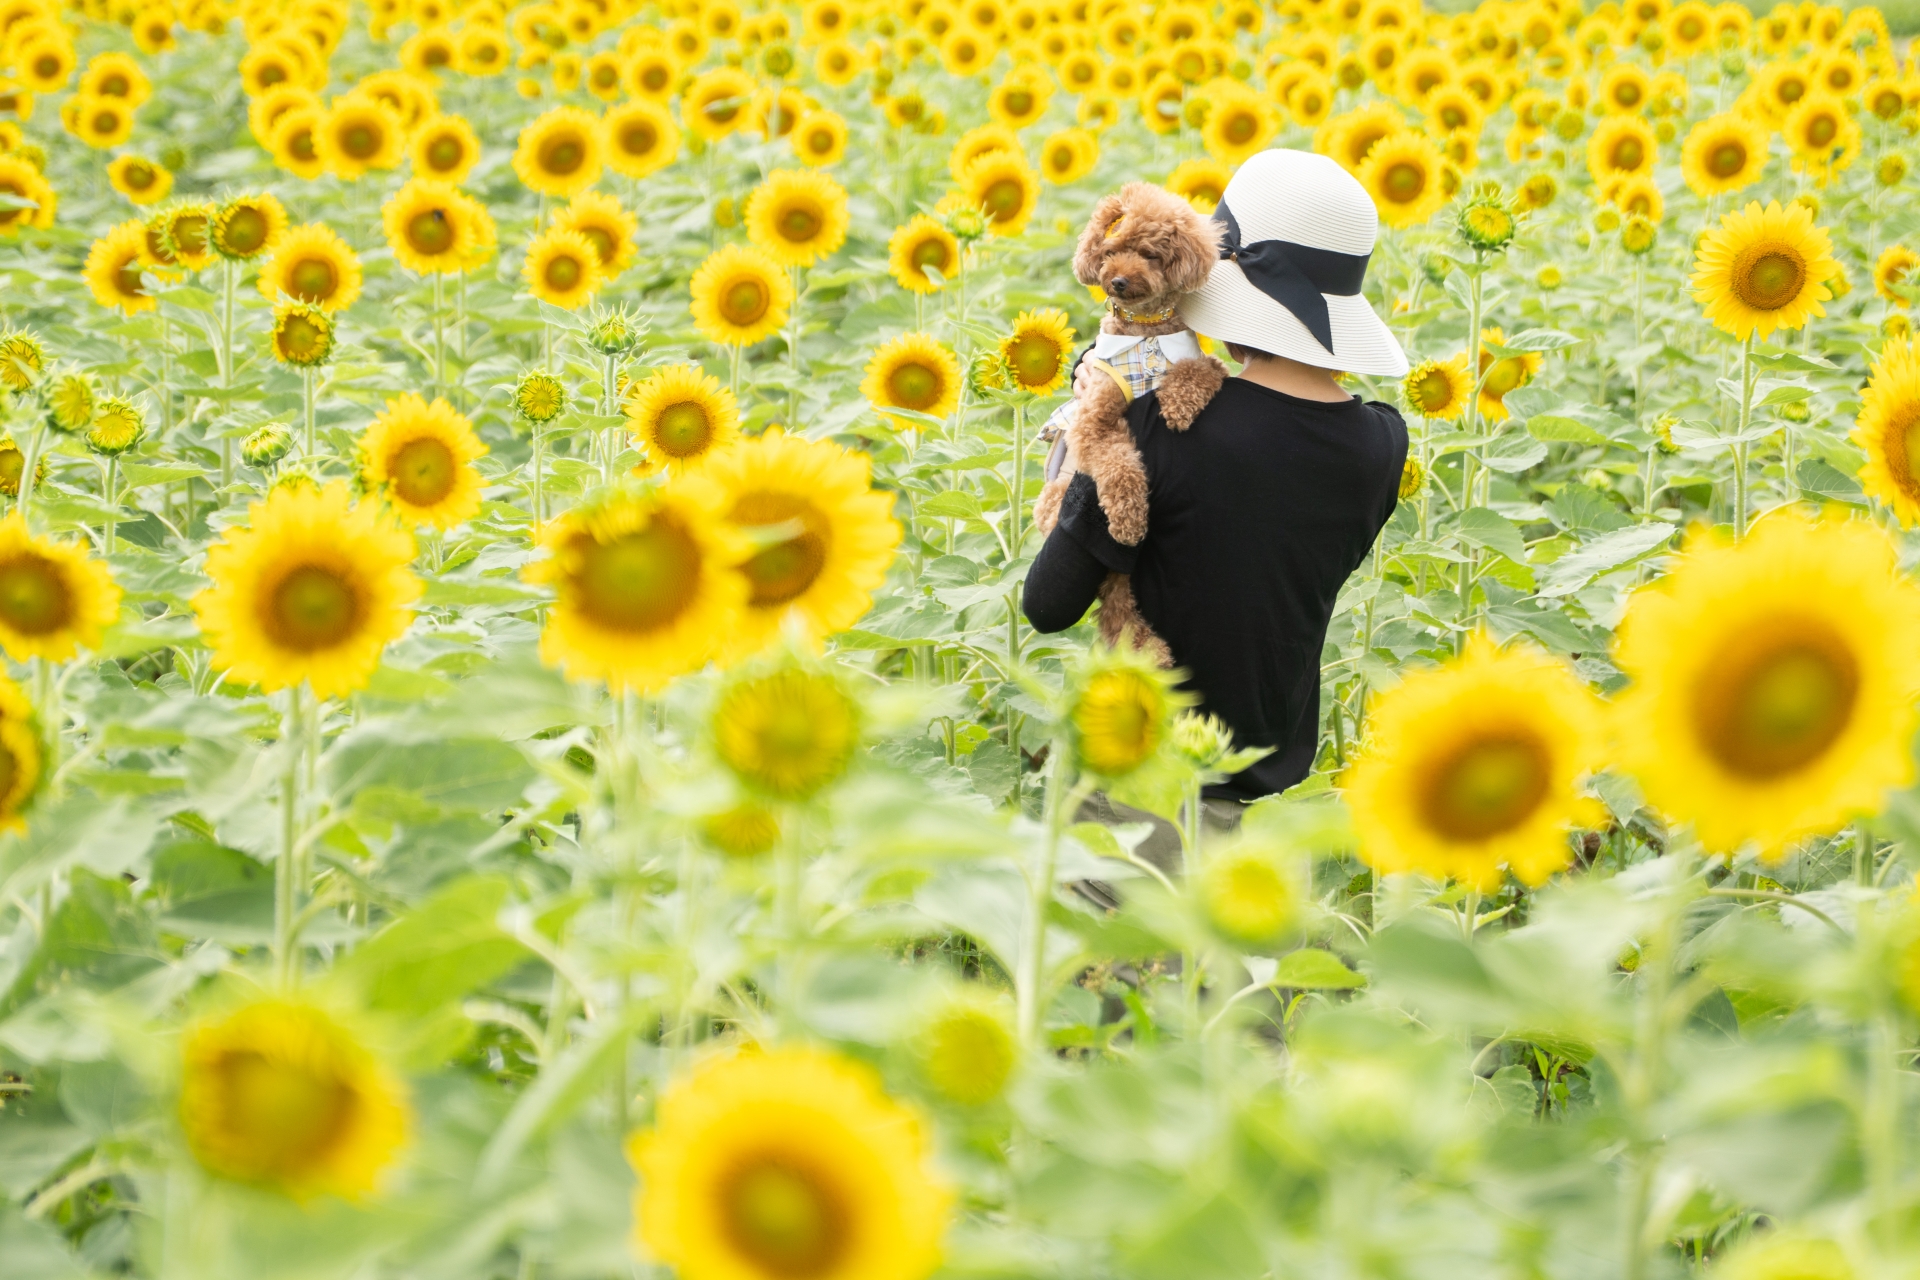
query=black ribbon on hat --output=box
[1213,202,1370,355]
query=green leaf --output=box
[335,875,530,1018]
[1453,507,1528,563]
[1272,948,1366,989]
[919,489,986,520]
[1536,521,1675,597]
[1490,328,1580,353]
[1526,413,1611,446]
[323,722,535,813]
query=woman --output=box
[1024,149,1410,817]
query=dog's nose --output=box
[1107,276,1130,297]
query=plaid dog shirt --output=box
[1038,330,1204,481]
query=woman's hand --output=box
[1073,360,1104,403]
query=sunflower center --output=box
[573,522,703,634]
[1709,141,1746,177]
[1414,369,1452,411]
[544,253,583,290]
[222,207,270,255]
[0,448,23,491]
[1780,78,1805,105]
[539,133,586,175]
[407,209,453,255]
[805,126,834,155]
[1731,245,1808,312]
[721,1157,846,1276]
[426,136,464,171]
[174,215,208,256]
[722,278,769,325]
[1007,333,1060,386]
[122,160,155,189]
[1898,410,1920,495]
[1610,137,1644,171]
[1615,82,1641,107]
[1440,105,1467,129]
[640,65,669,93]
[982,178,1023,219]
[705,94,743,125]
[778,204,821,242]
[100,72,130,96]
[289,257,338,301]
[289,127,318,162]
[1419,732,1551,840]
[115,257,147,299]
[266,564,361,651]
[1005,89,1034,116]
[886,360,941,409]
[342,124,379,159]
[277,313,327,361]
[1482,355,1523,397]
[216,1050,354,1171]
[389,436,457,507]
[1693,625,1860,779]
[734,492,828,606]
[654,402,713,457]
[1224,111,1257,144]
[910,237,951,273]
[1382,161,1425,203]
[0,555,71,641]
[1805,113,1837,148]
[579,226,615,264]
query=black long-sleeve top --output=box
[1024,377,1407,800]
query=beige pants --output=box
[1073,792,1244,907]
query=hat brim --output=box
[1178,260,1409,378]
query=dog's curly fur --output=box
[1033,182,1226,663]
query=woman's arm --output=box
[1021,471,1138,633]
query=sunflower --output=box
[523,226,602,310]
[1691,200,1841,341]
[1200,841,1305,949]
[948,124,1023,183]
[0,155,54,236]
[745,169,850,270]
[83,221,155,315]
[1608,174,1664,224]
[1612,515,1920,858]
[625,48,679,102]
[789,108,847,167]
[1876,247,1920,309]
[381,178,472,275]
[553,190,638,277]
[1711,1234,1850,1280]
[627,364,740,474]
[86,395,144,456]
[268,301,333,367]
[960,151,1040,237]
[999,308,1075,396]
[1783,92,1860,187]
[1358,131,1448,229]
[408,112,479,184]
[705,431,901,656]
[862,333,962,425]
[699,801,782,858]
[318,96,404,179]
[1317,101,1407,172]
[1069,647,1186,779]
[1038,127,1099,185]
[0,671,40,831]
[0,513,120,661]
[511,105,603,198]
[1598,62,1651,114]
[711,661,861,799]
[159,202,215,271]
[106,154,170,206]
[603,98,680,179]
[1345,635,1604,890]
[1426,87,1485,138]
[1586,114,1658,186]
[43,369,92,433]
[1476,327,1542,422]
[257,223,362,312]
[1202,85,1278,164]
[886,215,959,295]
[66,93,133,149]
[0,436,31,498]
[683,66,758,141]
[179,999,408,1199]
[0,331,43,392]
[918,992,1018,1106]
[1853,340,1920,525]
[1165,157,1233,212]
[268,106,328,181]
[192,480,420,699]
[79,51,149,105]
[358,393,487,530]
[1402,354,1472,419]
[210,192,287,261]
[632,1047,950,1280]
[522,479,750,693]
[1680,112,1768,198]
[690,243,794,348]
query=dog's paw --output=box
[1158,356,1228,431]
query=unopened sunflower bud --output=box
[1780,399,1813,424]
[515,370,567,424]
[1652,413,1681,455]
[585,306,645,356]
[1171,711,1235,772]
[1399,453,1428,500]
[87,396,145,456]
[241,423,293,468]
[42,370,93,432]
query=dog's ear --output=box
[1161,193,1224,295]
[1072,190,1127,287]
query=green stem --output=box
[16,420,44,532]
[1021,763,1091,1046]
[103,456,118,555]
[220,259,235,490]
[302,365,316,459]
[1734,332,1755,540]
[274,685,304,989]
[433,271,446,395]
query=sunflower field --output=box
[14,0,1920,1275]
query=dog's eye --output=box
[1138,250,1160,264]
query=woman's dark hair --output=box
[1224,341,1278,365]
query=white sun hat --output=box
[1177,148,1410,378]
